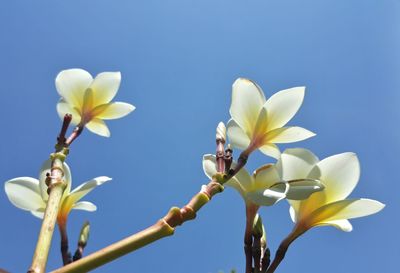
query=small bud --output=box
[78,221,90,247]
[252,214,264,238]
[216,122,226,142]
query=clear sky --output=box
[0,0,398,272]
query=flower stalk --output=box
[244,203,259,273]
[266,229,304,273]
[59,221,72,265]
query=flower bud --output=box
[78,221,90,247]
[216,122,226,142]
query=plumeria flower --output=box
[4,159,111,225]
[227,78,315,159]
[202,154,324,206]
[56,68,135,137]
[277,148,385,233]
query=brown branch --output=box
[59,222,72,265]
[65,125,84,146]
[266,230,304,273]
[244,204,259,273]
[56,114,72,151]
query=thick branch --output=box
[28,115,82,273]
[28,156,67,273]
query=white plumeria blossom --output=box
[56,68,135,137]
[278,148,385,232]
[202,154,324,206]
[4,159,111,221]
[227,78,315,159]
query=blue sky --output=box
[0,0,398,272]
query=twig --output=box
[261,248,270,272]
[56,114,72,151]
[65,124,84,146]
[244,204,259,273]
[59,222,72,265]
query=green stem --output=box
[28,157,66,273]
[50,220,175,273]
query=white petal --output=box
[253,164,281,189]
[56,99,82,125]
[246,182,288,206]
[230,78,266,135]
[317,219,353,232]
[73,201,97,212]
[31,210,45,219]
[202,154,218,179]
[39,159,72,202]
[275,148,319,181]
[85,118,111,137]
[264,86,305,130]
[289,204,298,223]
[306,198,385,227]
[4,177,46,211]
[93,102,135,120]
[266,126,315,144]
[65,176,112,206]
[55,69,93,109]
[226,168,254,199]
[90,72,121,106]
[259,143,281,159]
[286,179,324,200]
[226,119,251,150]
[308,152,360,204]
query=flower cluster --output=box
[202,77,384,267]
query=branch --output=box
[59,222,72,265]
[28,115,82,273]
[28,153,68,273]
[244,204,259,273]
[266,230,304,273]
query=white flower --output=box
[4,160,111,223]
[202,154,323,206]
[56,68,135,137]
[227,78,315,159]
[278,148,385,232]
